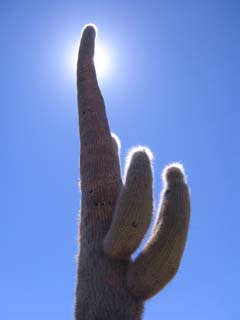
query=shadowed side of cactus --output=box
[74,24,191,320]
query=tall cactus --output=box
[75,24,191,320]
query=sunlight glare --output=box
[69,41,111,79]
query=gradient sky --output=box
[2,1,240,319]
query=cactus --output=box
[75,24,191,320]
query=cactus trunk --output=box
[75,243,143,319]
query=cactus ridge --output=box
[75,24,191,320]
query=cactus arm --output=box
[77,25,121,239]
[103,147,153,260]
[77,25,121,189]
[127,164,190,300]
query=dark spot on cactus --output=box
[89,189,93,194]
[82,111,86,115]
[166,189,171,194]
[94,202,98,207]
[101,202,105,206]
[144,183,148,188]
[132,221,137,228]
[84,141,87,146]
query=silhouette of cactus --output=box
[75,24,191,320]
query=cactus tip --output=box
[162,162,187,184]
[124,146,154,182]
[81,23,98,39]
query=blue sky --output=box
[1,1,240,319]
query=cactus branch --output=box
[103,147,153,260]
[127,164,190,300]
[77,25,122,237]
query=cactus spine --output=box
[75,25,190,320]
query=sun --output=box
[94,45,110,78]
[69,41,111,79]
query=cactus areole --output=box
[74,25,191,320]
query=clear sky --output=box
[1,1,240,319]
